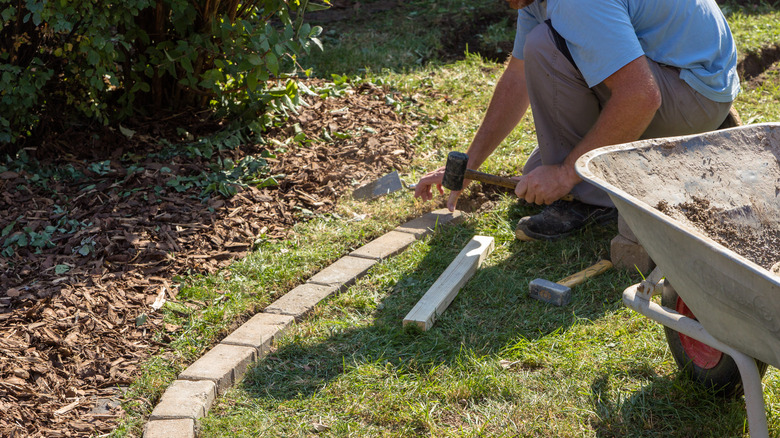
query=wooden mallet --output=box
[529,260,613,306]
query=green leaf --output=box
[1,7,17,22]
[310,37,323,52]
[55,264,70,275]
[248,53,263,66]
[1,221,15,237]
[87,49,100,65]
[305,2,330,11]
[181,55,194,74]
[247,70,258,92]
[259,176,279,188]
[265,53,279,77]
[119,125,136,138]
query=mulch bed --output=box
[0,81,425,437]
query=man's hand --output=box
[514,164,579,205]
[413,167,470,212]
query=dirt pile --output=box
[657,197,780,271]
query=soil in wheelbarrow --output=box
[657,197,780,272]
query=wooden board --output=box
[403,235,495,331]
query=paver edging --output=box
[141,209,464,437]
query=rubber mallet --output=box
[442,151,573,200]
[529,260,613,306]
[442,151,519,191]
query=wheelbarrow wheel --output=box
[661,281,768,398]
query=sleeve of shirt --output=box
[512,8,545,60]
[551,0,645,87]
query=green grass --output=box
[723,1,780,57]
[300,0,515,76]
[198,197,769,437]
[109,1,780,436]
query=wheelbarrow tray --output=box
[576,123,780,369]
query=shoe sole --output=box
[514,225,569,241]
[514,209,618,242]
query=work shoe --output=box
[515,200,617,241]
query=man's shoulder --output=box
[551,0,627,17]
[521,0,548,21]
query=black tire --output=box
[661,281,768,398]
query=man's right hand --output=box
[413,166,468,212]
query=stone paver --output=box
[178,344,256,395]
[395,208,464,237]
[350,230,418,260]
[611,234,655,276]
[143,418,195,438]
[221,313,295,354]
[149,380,216,420]
[617,214,638,242]
[307,255,376,288]
[263,282,340,320]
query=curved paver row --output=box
[143,209,464,437]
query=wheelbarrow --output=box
[575,123,780,438]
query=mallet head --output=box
[442,151,469,191]
[529,278,571,306]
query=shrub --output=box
[0,0,325,147]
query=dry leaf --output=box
[311,422,330,432]
[151,287,167,311]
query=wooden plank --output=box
[403,235,495,331]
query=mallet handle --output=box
[558,260,613,289]
[464,168,575,201]
[463,169,518,189]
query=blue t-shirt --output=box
[512,0,739,103]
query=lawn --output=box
[113,1,780,436]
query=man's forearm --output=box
[466,57,530,170]
[561,56,661,185]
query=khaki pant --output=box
[521,23,733,207]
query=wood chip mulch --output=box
[0,81,424,437]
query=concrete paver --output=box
[611,234,655,276]
[350,230,418,260]
[178,344,256,395]
[263,282,340,320]
[149,380,216,420]
[143,418,195,438]
[221,313,295,354]
[307,255,376,288]
[617,214,638,242]
[395,208,464,237]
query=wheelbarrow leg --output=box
[623,283,769,438]
[734,354,769,438]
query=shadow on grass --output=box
[588,371,751,437]
[231,203,753,435]
[240,202,626,401]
